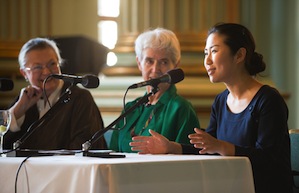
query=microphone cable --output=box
[43,75,53,108]
[113,86,129,131]
[0,77,52,157]
[112,82,159,131]
[82,81,159,151]
[15,155,33,193]
[12,86,72,151]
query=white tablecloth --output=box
[0,153,255,193]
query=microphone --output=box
[11,88,72,155]
[0,78,14,91]
[129,68,184,89]
[51,74,99,88]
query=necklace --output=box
[130,105,155,137]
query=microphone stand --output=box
[82,86,159,158]
[6,87,72,157]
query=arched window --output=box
[97,0,119,66]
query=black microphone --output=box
[12,88,72,153]
[0,78,14,91]
[51,74,99,88]
[129,68,184,89]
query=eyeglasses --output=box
[24,62,59,73]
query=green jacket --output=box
[110,85,200,152]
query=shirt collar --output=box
[154,84,177,106]
[39,80,64,107]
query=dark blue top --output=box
[182,85,292,193]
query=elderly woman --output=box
[4,37,107,150]
[109,28,200,153]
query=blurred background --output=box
[0,0,298,130]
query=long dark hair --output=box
[208,23,266,76]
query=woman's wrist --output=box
[218,140,235,156]
[168,141,183,154]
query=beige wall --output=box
[51,0,98,41]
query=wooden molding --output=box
[102,65,208,77]
[0,41,24,78]
[106,31,208,77]
[177,32,207,52]
[113,32,207,53]
[0,40,24,58]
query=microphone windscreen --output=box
[167,68,184,84]
[82,75,100,88]
[0,78,14,91]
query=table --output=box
[0,153,255,193]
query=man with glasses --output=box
[3,37,107,151]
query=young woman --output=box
[130,23,292,193]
